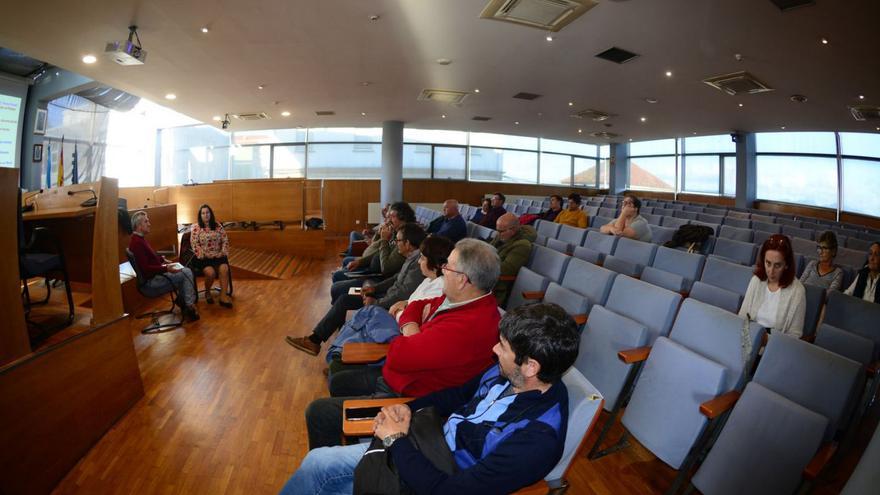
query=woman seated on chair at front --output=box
[739,234,806,338]
[191,204,233,308]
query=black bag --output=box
[353,407,456,495]
[664,224,714,251]
[305,217,324,230]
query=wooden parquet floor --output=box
[50,239,874,494]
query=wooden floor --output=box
[49,239,875,494]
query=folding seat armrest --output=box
[803,442,837,480]
[522,291,545,300]
[342,397,414,436]
[679,291,689,299]
[867,361,879,376]
[699,390,741,419]
[572,314,587,325]
[800,334,816,343]
[342,342,390,364]
[499,275,516,282]
[618,346,651,364]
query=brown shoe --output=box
[286,336,320,356]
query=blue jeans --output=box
[145,268,196,306]
[279,443,368,495]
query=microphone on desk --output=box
[68,189,98,207]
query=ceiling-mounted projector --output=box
[105,25,147,65]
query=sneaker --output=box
[285,336,320,356]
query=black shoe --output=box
[183,306,200,322]
[219,299,233,309]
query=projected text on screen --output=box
[0,94,23,167]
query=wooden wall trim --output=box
[0,315,144,495]
[0,168,30,365]
[753,200,838,221]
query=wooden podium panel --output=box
[0,169,30,364]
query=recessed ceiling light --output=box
[738,103,744,107]
[436,58,452,65]
[281,111,291,117]
[640,116,647,122]
[568,101,574,107]
[858,95,865,100]
[441,114,446,119]
[212,115,222,121]
[257,84,265,90]
[692,132,697,135]
[360,81,372,86]
[645,97,658,104]
[361,112,367,116]
[545,35,553,42]
[781,126,786,130]
[474,88,480,93]
[876,127,880,131]
[578,129,583,134]
[665,70,673,77]
[82,55,96,64]
[514,121,520,125]
[821,37,829,45]
[369,14,380,21]
[165,93,177,100]
[200,27,209,33]
[628,138,633,142]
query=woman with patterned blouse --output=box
[191,204,233,307]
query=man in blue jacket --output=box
[279,303,580,495]
[426,199,467,243]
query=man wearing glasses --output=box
[600,194,652,242]
[491,212,537,306]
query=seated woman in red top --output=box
[190,204,233,308]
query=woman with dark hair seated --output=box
[844,241,880,304]
[799,230,844,295]
[190,203,233,308]
[739,234,806,338]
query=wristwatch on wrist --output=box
[382,432,407,448]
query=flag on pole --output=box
[72,142,79,184]
[46,142,52,189]
[56,136,65,187]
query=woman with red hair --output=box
[738,234,806,337]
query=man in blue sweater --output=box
[426,199,467,243]
[279,303,580,495]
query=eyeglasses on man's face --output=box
[816,244,832,252]
[440,263,467,278]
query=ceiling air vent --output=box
[315,110,335,116]
[769,0,814,11]
[595,47,640,64]
[480,0,598,32]
[233,112,270,121]
[570,108,615,121]
[849,105,880,121]
[590,131,618,139]
[513,92,542,100]
[472,116,492,121]
[418,88,470,104]
[703,71,774,96]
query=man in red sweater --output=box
[129,211,199,321]
[304,238,502,448]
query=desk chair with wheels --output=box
[18,189,74,336]
[126,248,183,334]
[179,230,233,302]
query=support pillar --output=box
[380,121,403,205]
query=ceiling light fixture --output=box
[821,37,828,45]
[578,129,583,134]
[257,84,265,90]
[436,58,452,65]
[200,27,209,33]
[640,116,647,122]
[281,111,291,117]
[545,35,553,42]
[629,138,633,141]
[514,121,520,125]
[692,132,697,135]
[645,97,658,104]
[361,112,367,116]
[82,55,97,64]
[665,70,673,77]
[568,101,573,106]
[738,103,744,107]
[474,88,480,93]
[859,95,865,100]
[165,93,177,100]
[360,81,372,86]
[212,115,222,121]
[441,114,446,119]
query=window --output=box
[229,145,269,179]
[161,124,232,185]
[540,138,596,156]
[469,132,538,151]
[756,156,838,209]
[308,127,382,142]
[403,144,431,178]
[629,156,676,191]
[232,128,306,145]
[433,146,466,179]
[723,156,736,197]
[574,157,598,187]
[839,132,880,159]
[469,147,537,183]
[630,138,676,156]
[539,153,571,185]
[756,132,837,154]
[683,134,735,154]
[403,128,467,145]
[599,145,610,188]
[682,155,720,194]
[306,143,381,178]
[842,158,880,217]
[272,145,305,178]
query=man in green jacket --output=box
[490,212,537,306]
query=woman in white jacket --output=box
[739,234,807,338]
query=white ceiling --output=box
[1,0,878,144]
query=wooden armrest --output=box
[618,346,651,364]
[699,391,741,419]
[679,291,689,299]
[498,275,516,282]
[572,314,587,325]
[341,343,390,364]
[342,397,414,436]
[522,291,545,300]
[803,442,837,480]
[801,334,816,343]
[866,361,879,376]
[761,332,768,347]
